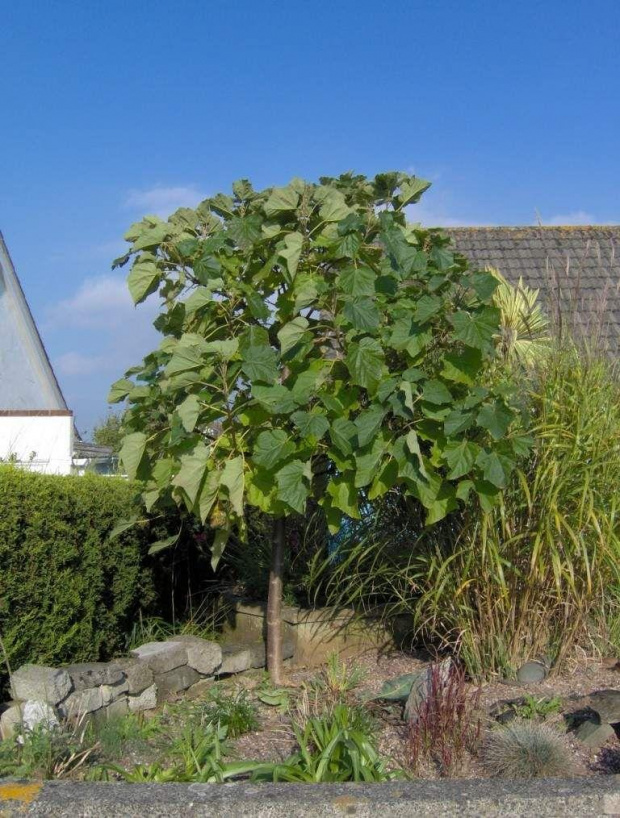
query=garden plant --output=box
[110,171,528,681]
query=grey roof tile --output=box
[444,226,620,350]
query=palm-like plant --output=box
[488,267,550,365]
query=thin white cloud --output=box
[46,275,139,329]
[55,352,111,376]
[124,185,207,218]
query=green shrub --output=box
[0,467,158,681]
[482,721,573,779]
[311,342,620,678]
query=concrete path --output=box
[2,776,620,816]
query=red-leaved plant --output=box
[408,661,482,777]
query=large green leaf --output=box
[338,266,376,297]
[253,429,295,470]
[346,337,384,392]
[354,406,385,447]
[398,177,431,207]
[172,442,210,506]
[442,439,480,480]
[279,232,304,278]
[414,295,442,324]
[221,456,245,516]
[177,394,201,433]
[252,384,299,414]
[422,380,452,405]
[291,411,330,441]
[355,438,386,488]
[316,188,351,222]
[327,475,360,518]
[264,186,300,216]
[276,460,309,514]
[476,450,514,488]
[165,346,204,376]
[440,347,482,385]
[127,258,160,304]
[342,297,381,331]
[108,378,134,403]
[450,307,500,351]
[330,417,358,456]
[240,344,278,384]
[228,214,263,249]
[277,317,310,355]
[119,432,147,480]
[477,401,514,440]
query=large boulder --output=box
[116,658,154,695]
[154,666,201,702]
[0,702,23,739]
[170,635,222,676]
[22,701,59,732]
[65,662,124,690]
[128,683,157,713]
[59,686,105,718]
[130,641,188,674]
[404,658,453,722]
[10,665,72,706]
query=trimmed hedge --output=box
[0,467,158,679]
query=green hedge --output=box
[0,467,158,678]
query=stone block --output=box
[575,719,616,748]
[116,658,154,695]
[94,697,129,724]
[170,636,222,676]
[128,684,157,713]
[22,700,59,732]
[60,686,104,718]
[11,665,72,705]
[219,645,252,675]
[154,666,201,702]
[186,678,215,700]
[101,679,129,705]
[130,641,188,674]
[65,662,124,690]
[0,702,23,739]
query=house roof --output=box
[0,231,69,410]
[444,226,620,349]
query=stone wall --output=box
[0,634,290,740]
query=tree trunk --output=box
[267,516,285,685]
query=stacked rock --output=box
[0,635,224,739]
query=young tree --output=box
[110,172,528,682]
[92,411,125,452]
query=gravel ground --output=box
[224,647,620,779]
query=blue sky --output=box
[2,0,618,435]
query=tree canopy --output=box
[110,172,529,564]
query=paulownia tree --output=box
[110,172,529,682]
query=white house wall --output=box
[0,413,73,475]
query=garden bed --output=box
[3,647,620,784]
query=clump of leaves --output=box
[110,723,260,783]
[311,653,366,702]
[482,721,574,779]
[112,170,528,560]
[0,724,96,780]
[407,662,481,777]
[512,695,562,721]
[198,689,259,738]
[252,703,398,783]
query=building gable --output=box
[0,232,68,410]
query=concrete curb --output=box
[2,777,620,817]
